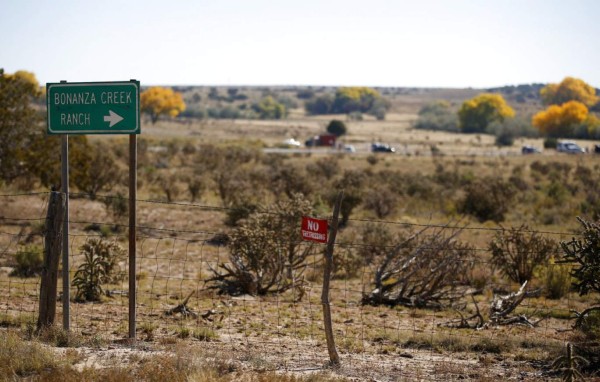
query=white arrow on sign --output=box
[103,110,124,127]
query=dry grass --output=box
[0,332,350,382]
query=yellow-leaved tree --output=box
[140,87,186,124]
[334,87,378,112]
[458,93,515,133]
[532,101,589,137]
[540,77,599,107]
[8,70,42,97]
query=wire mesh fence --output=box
[0,191,595,380]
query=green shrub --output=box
[11,245,43,277]
[224,201,258,227]
[414,101,459,132]
[366,155,378,166]
[560,217,600,296]
[73,238,125,302]
[542,259,572,299]
[579,310,600,340]
[495,129,515,147]
[363,187,398,218]
[559,217,600,373]
[102,193,128,221]
[459,177,514,222]
[210,194,315,296]
[192,327,219,341]
[544,137,558,149]
[332,247,363,279]
[489,224,559,284]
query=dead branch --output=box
[485,281,545,328]
[200,309,224,322]
[489,281,528,321]
[362,222,475,309]
[165,291,198,319]
[442,282,545,330]
[571,306,600,330]
[439,296,484,329]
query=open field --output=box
[2,87,600,381]
[0,191,592,381]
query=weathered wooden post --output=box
[321,191,343,366]
[37,191,66,331]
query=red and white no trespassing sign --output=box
[301,216,328,244]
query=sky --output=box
[1,0,599,89]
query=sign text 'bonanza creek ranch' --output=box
[47,81,140,134]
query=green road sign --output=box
[47,81,140,134]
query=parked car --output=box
[557,141,585,154]
[281,138,301,148]
[305,134,337,147]
[371,143,395,153]
[343,144,356,153]
[521,145,541,154]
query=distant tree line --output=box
[305,87,390,120]
[415,77,600,144]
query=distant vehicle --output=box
[557,141,585,154]
[343,144,356,153]
[281,138,301,148]
[305,134,337,147]
[521,145,541,154]
[594,144,600,154]
[371,143,395,153]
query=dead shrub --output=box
[361,223,475,309]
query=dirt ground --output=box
[0,191,583,381]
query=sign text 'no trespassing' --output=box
[301,216,328,244]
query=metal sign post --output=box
[47,80,140,339]
[128,134,137,339]
[61,134,70,331]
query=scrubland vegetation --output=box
[1,69,600,380]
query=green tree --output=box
[71,142,121,199]
[21,133,92,189]
[414,101,459,132]
[252,96,287,119]
[326,119,347,137]
[0,69,41,182]
[332,87,388,118]
[305,94,334,115]
[458,93,515,133]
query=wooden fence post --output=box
[37,191,65,331]
[322,191,343,366]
